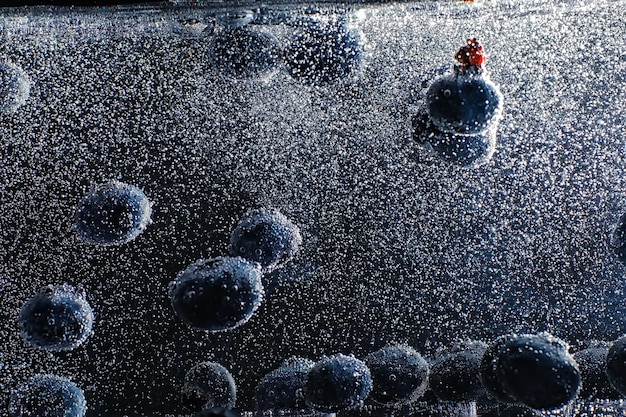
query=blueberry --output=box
[430,341,488,403]
[480,335,518,404]
[255,357,314,411]
[169,257,264,332]
[9,374,86,417]
[610,213,626,263]
[305,353,372,412]
[229,208,302,272]
[412,110,496,167]
[209,27,280,78]
[284,19,361,84]
[18,284,94,352]
[482,333,581,410]
[74,181,152,246]
[573,342,620,400]
[364,344,429,406]
[425,71,502,135]
[0,61,30,114]
[183,362,237,412]
[606,335,626,396]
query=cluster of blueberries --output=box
[3,8,626,417]
[181,332,626,417]
[201,10,362,85]
[412,38,503,167]
[11,178,302,416]
[1,8,506,168]
[13,328,626,416]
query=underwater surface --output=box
[1,0,626,415]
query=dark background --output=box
[1,0,625,416]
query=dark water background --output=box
[1,0,626,415]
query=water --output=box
[0,0,626,415]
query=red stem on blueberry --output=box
[455,38,485,72]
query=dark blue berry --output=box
[425,70,502,135]
[255,357,314,411]
[9,374,86,417]
[183,362,237,411]
[606,335,626,396]
[229,208,302,271]
[209,28,280,78]
[169,257,264,331]
[430,341,488,403]
[74,181,151,246]
[18,284,94,352]
[412,110,496,167]
[482,333,581,410]
[284,19,361,84]
[305,353,372,412]
[574,342,620,400]
[0,61,30,114]
[364,344,429,406]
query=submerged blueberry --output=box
[209,28,280,78]
[426,72,502,135]
[19,284,94,352]
[364,344,429,406]
[412,110,496,167]
[480,335,518,404]
[255,357,314,411]
[430,341,488,403]
[0,61,30,114]
[183,362,237,412]
[74,181,151,246]
[305,353,372,412]
[425,39,502,135]
[9,374,86,417]
[169,257,264,331]
[574,342,620,400]
[481,333,580,410]
[284,18,361,84]
[606,336,626,396]
[229,208,302,271]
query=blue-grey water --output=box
[1,0,626,415]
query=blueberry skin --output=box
[573,343,620,400]
[305,354,372,412]
[255,357,314,411]
[480,335,525,404]
[606,335,626,396]
[412,110,496,167]
[610,213,626,263]
[229,208,302,271]
[169,257,264,332]
[487,333,581,410]
[209,28,280,78]
[426,71,502,135]
[430,342,488,403]
[74,181,151,246]
[183,362,237,412]
[9,374,86,417]
[18,284,94,352]
[284,19,361,84]
[0,61,30,114]
[364,344,429,406]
